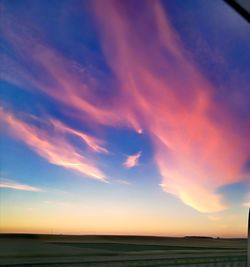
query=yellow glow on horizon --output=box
[0,200,247,238]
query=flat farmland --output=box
[0,234,247,266]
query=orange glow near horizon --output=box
[1,200,247,238]
[0,209,247,238]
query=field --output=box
[0,234,247,266]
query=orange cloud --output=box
[123,151,141,169]
[0,178,42,192]
[1,108,107,181]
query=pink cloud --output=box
[123,152,141,169]
[1,1,249,212]
[91,0,250,212]
[1,108,107,181]
[49,119,108,154]
[0,178,42,192]
[0,20,120,128]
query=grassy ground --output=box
[0,234,247,266]
[51,242,244,252]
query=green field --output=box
[0,234,247,266]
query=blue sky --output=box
[0,0,249,237]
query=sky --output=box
[0,0,250,238]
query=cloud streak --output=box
[0,17,120,129]
[123,152,141,169]
[1,108,107,181]
[49,119,108,154]
[0,178,42,192]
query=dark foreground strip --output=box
[0,255,247,267]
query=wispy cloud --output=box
[1,108,107,181]
[0,178,42,192]
[49,119,108,154]
[115,179,131,185]
[1,1,249,213]
[0,18,120,129]
[91,0,250,212]
[123,152,141,169]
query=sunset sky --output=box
[0,0,249,237]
